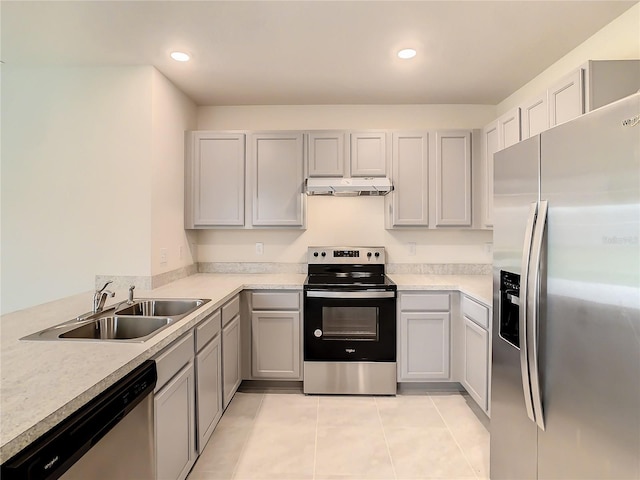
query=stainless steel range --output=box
[303,246,397,395]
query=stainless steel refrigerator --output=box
[491,92,640,480]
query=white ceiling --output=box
[2,1,636,106]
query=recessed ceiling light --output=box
[170,51,190,62]
[397,48,417,60]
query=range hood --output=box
[305,177,393,196]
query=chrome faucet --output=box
[127,285,136,305]
[93,281,115,313]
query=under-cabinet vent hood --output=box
[305,177,393,196]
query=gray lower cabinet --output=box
[154,332,197,480]
[222,296,242,408]
[461,295,491,415]
[250,291,302,380]
[195,313,222,453]
[251,311,301,379]
[398,292,451,381]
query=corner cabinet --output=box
[387,130,473,229]
[249,132,305,227]
[185,132,246,228]
[481,108,520,227]
[434,131,472,227]
[398,292,451,381]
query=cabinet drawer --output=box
[252,291,299,310]
[222,296,240,326]
[400,293,450,311]
[155,332,194,391]
[462,295,489,329]
[196,310,221,352]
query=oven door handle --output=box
[305,291,396,299]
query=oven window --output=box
[321,306,378,341]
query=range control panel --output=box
[307,247,386,264]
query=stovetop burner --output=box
[304,246,396,291]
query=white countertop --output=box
[0,272,491,462]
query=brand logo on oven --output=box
[345,348,356,353]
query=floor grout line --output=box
[312,395,320,480]
[376,396,399,480]
[228,392,265,480]
[431,393,481,480]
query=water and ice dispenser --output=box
[499,271,521,348]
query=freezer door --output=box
[538,93,640,479]
[491,136,540,480]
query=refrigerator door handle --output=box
[527,199,548,431]
[519,201,538,424]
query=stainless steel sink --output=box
[115,299,206,317]
[21,298,210,342]
[59,315,172,340]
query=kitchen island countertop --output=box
[0,272,491,462]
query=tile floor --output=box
[187,391,489,480]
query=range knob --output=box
[375,252,380,258]
[367,252,372,258]
[321,252,326,257]
[313,252,319,257]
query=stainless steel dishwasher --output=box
[1,360,157,479]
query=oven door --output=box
[303,290,396,362]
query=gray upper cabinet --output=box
[350,131,387,177]
[548,68,584,128]
[434,130,472,227]
[521,92,549,140]
[249,132,305,227]
[481,108,520,228]
[389,132,429,227]
[185,132,245,228]
[307,131,346,177]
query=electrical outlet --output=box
[256,242,264,255]
[160,248,168,265]
[408,242,416,256]
[485,243,493,255]
[179,245,184,260]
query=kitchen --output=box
[2,1,639,479]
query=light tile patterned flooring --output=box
[188,391,489,480]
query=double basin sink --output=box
[22,298,211,342]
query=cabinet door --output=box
[521,92,549,139]
[155,362,196,480]
[499,107,521,149]
[250,132,304,226]
[308,131,345,177]
[188,132,245,227]
[350,132,387,176]
[399,312,450,381]
[482,121,499,228]
[222,315,241,408]
[463,317,489,412]
[434,131,472,227]
[390,132,429,226]
[549,68,584,128]
[251,311,301,379]
[195,335,222,454]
